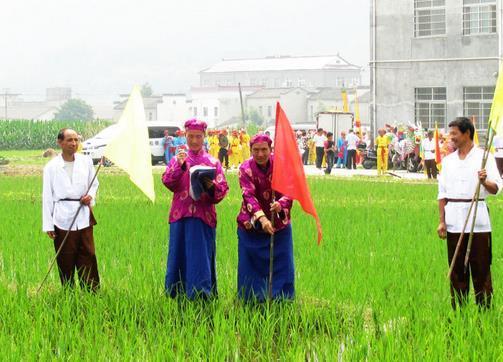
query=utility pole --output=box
[238,83,246,128]
[1,89,20,120]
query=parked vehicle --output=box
[82,121,181,165]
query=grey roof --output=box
[308,88,345,101]
[0,101,61,119]
[201,54,361,73]
[114,96,162,110]
[247,87,310,99]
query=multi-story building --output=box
[200,55,362,89]
[370,0,502,132]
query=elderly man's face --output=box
[251,142,271,166]
[58,129,79,155]
[186,129,205,151]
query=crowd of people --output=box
[161,129,253,170]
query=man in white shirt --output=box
[421,130,438,179]
[313,128,327,169]
[493,134,503,176]
[43,128,100,291]
[437,117,501,309]
[345,129,360,170]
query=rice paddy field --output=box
[2,159,503,360]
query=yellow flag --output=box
[490,64,503,134]
[354,89,360,121]
[104,85,155,202]
[341,90,349,113]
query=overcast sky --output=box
[1,0,370,101]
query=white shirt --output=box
[346,133,360,150]
[421,138,436,160]
[313,134,327,147]
[438,146,502,233]
[42,154,99,232]
[493,135,503,158]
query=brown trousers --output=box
[424,159,438,179]
[447,232,492,309]
[496,157,503,177]
[54,220,100,291]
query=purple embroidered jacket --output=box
[162,149,228,228]
[237,156,293,231]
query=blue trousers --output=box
[165,218,217,299]
[237,225,295,302]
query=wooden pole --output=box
[268,191,276,302]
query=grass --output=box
[1,158,503,359]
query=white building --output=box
[200,54,363,89]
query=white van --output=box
[82,121,181,165]
[264,122,317,140]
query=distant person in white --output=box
[437,117,501,310]
[345,129,360,170]
[313,128,327,169]
[422,130,438,179]
[42,128,100,291]
[493,134,503,177]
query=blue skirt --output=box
[165,217,217,299]
[237,224,295,302]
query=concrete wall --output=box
[373,0,501,130]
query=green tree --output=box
[141,83,153,97]
[247,108,264,126]
[54,99,94,121]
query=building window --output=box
[259,106,263,115]
[298,79,306,87]
[464,86,495,130]
[285,80,293,87]
[414,0,446,37]
[172,100,177,105]
[267,106,272,117]
[194,107,198,117]
[414,87,446,128]
[148,112,153,121]
[463,0,496,35]
[203,107,208,117]
[214,107,218,117]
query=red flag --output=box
[271,102,323,243]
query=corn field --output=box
[0,119,111,150]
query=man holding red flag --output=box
[236,134,295,301]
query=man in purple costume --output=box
[236,134,295,301]
[162,119,229,299]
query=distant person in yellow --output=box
[240,129,251,161]
[375,128,390,176]
[208,130,220,158]
[229,130,242,168]
[308,132,316,165]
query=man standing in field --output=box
[313,128,327,169]
[345,129,360,170]
[162,119,229,299]
[375,128,390,176]
[422,130,438,179]
[236,134,295,302]
[437,117,501,309]
[42,128,100,291]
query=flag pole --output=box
[463,128,495,273]
[268,191,276,302]
[37,158,103,294]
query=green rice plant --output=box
[1,171,503,360]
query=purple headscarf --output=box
[184,119,207,132]
[250,134,272,148]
